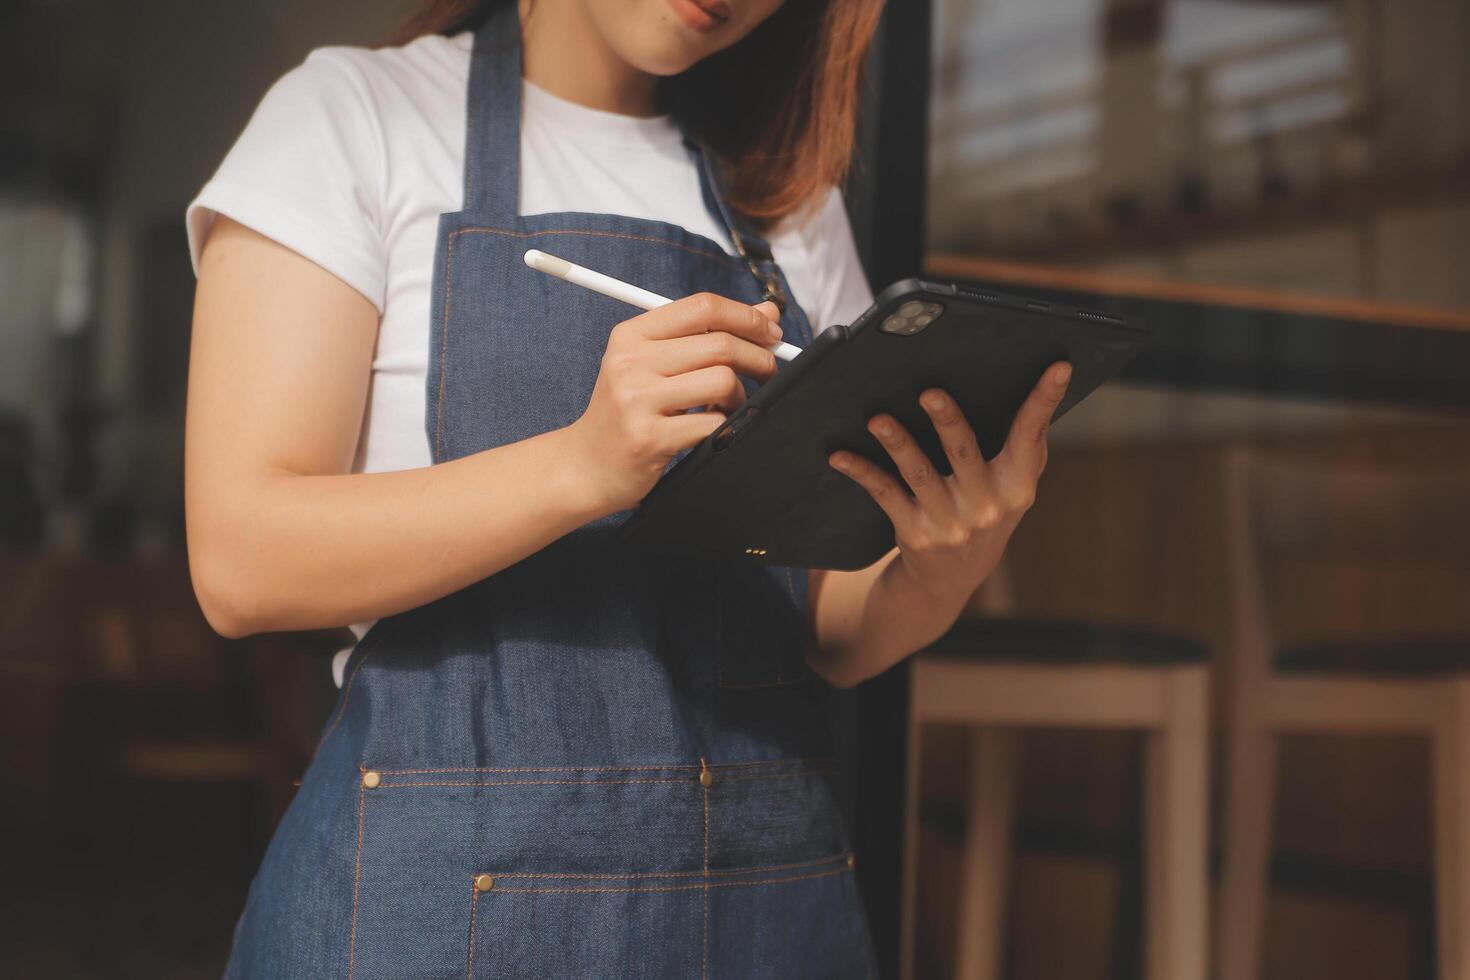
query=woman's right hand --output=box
[565,292,785,515]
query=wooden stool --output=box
[899,614,1210,980]
[1217,448,1470,980]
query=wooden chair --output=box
[900,565,1210,980]
[1216,447,1470,980]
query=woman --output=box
[185,0,1069,975]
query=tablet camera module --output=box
[880,299,945,335]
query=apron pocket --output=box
[716,562,810,689]
[467,869,702,978]
[353,760,855,978]
[467,853,861,980]
[705,855,874,979]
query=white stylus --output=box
[523,248,803,362]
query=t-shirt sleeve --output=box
[801,184,874,336]
[185,48,388,313]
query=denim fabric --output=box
[223,5,877,977]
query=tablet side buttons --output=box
[713,406,762,451]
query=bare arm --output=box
[186,218,784,637]
[805,547,972,689]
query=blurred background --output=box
[2,0,1468,977]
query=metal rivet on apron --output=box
[475,874,495,893]
[699,763,714,788]
[846,854,856,871]
[361,770,381,789]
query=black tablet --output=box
[617,277,1150,570]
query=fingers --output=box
[647,330,778,382]
[650,364,747,416]
[917,388,987,494]
[630,292,784,348]
[827,449,918,531]
[654,409,727,455]
[1000,361,1071,477]
[863,413,955,518]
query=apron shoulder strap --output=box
[463,3,523,216]
[684,136,791,313]
[461,3,794,316]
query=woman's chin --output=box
[624,36,718,78]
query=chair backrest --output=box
[1237,450,1470,565]
[1220,445,1470,704]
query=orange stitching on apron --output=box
[381,778,694,787]
[473,865,849,895]
[492,852,849,880]
[366,771,836,789]
[712,768,840,783]
[466,879,479,980]
[450,225,736,264]
[375,757,838,776]
[701,755,711,980]
[348,777,366,980]
[462,857,852,972]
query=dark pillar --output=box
[844,4,931,975]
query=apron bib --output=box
[224,7,876,977]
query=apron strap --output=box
[685,136,792,314]
[463,2,524,216]
[462,3,791,315]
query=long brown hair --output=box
[384,0,884,228]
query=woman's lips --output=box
[667,0,732,33]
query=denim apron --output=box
[223,7,877,979]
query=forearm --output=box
[807,548,973,688]
[187,425,606,637]
[186,222,791,640]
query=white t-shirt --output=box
[185,30,875,685]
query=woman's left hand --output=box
[827,361,1071,605]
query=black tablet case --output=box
[617,278,1150,570]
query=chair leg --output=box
[900,701,925,980]
[1217,702,1278,980]
[1143,666,1209,980]
[955,728,1019,980]
[1434,678,1470,980]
